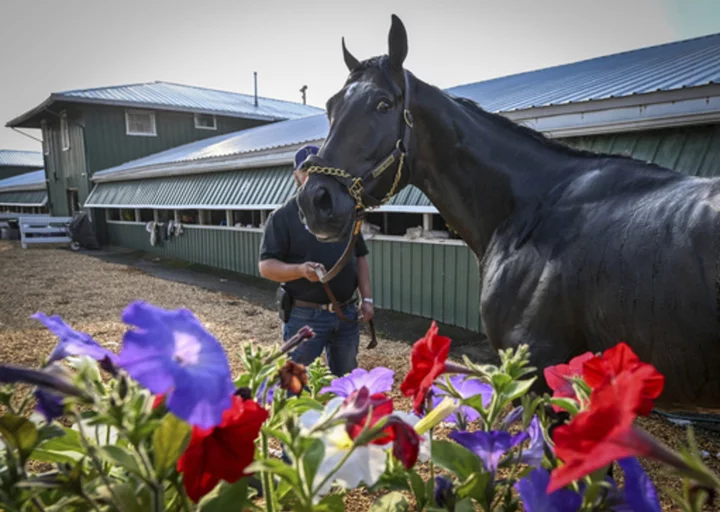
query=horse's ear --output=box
[342,37,360,72]
[388,14,408,71]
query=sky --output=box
[0,0,718,152]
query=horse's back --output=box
[482,167,720,411]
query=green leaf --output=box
[548,397,580,416]
[261,425,292,447]
[408,471,427,508]
[0,413,39,457]
[152,413,191,478]
[246,458,301,487]
[197,477,250,512]
[100,445,145,478]
[431,440,484,481]
[370,491,409,511]
[101,483,152,512]
[456,471,491,504]
[491,373,512,394]
[455,497,477,512]
[313,493,345,511]
[30,427,84,464]
[301,437,325,491]
[501,377,537,403]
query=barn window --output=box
[194,113,217,130]
[41,120,50,155]
[125,109,157,136]
[60,111,70,151]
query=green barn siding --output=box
[43,111,88,217]
[561,123,720,177]
[82,105,269,176]
[103,221,484,332]
[0,165,43,180]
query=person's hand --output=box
[359,300,374,322]
[298,262,326,282]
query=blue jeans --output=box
[283,303,360,378]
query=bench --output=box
[19,216,74,250]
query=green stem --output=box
[173,477,192,512]
[261,432,276,512]
[73,412,123,509]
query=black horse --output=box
[296,14,720,413]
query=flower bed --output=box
[0,300,718,511]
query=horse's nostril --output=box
[313,187,333,215]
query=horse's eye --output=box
[376,100,391,112]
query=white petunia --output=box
[299,397,388,498]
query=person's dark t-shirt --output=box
[259,195,369,304]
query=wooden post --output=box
[226,210,233,227]
[134,208,141,223]
[260,210,267,225]
[423,213,432,232]
[153,209,159,222]
[174,210,180,223]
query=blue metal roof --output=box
[93,32,720,180]
[7,81,324,127]
[0,150,44,168]
[446,32,720,113]
[0,169,46,190]
[93,113,329,177]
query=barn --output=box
[4,81,322,220]
[0,169,49,216]
[83,32,720,334]
[0,150,44,180]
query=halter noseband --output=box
[302,68,414,211]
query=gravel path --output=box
[1,241,718,511]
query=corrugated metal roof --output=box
[445,32,720,113]
[86,166,432,210]
[0,190,47,206]
[0,150,44,169]
[92,32,720,182]
[0,169,46,190]
[93,114,329,177]
[7,81,324,128]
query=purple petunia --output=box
[319,367,394,397]
[34,388,64,422]
[515,467,583,512]
[32,312,118,366]
[430,375,493,425]
[616,457,662,512]
[517,415,545,467]
[116,301,235,430]
[256,378,275,406]
[449,429,528,474]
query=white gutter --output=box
[0,183,47,193]
[91,139,325,183]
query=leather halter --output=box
[299,67,414,350]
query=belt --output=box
[293,295,357,312]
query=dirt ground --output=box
[1,240,719,511]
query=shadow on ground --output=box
[87,245,499,365]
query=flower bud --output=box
[279,361,308,395]
[414,396,460,435]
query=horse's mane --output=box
[447,92,672,171]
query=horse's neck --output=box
[408,80,591,257]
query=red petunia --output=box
[582,342,664,416]
[400,321,452,414]
[547,370,659,492]
[177,395,269,502]
[543,352,594,411]
[343,389,421,469]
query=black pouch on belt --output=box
[276,284,292,323]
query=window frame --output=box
[125,109,158,137]
[60,111,70,151]
[194,113,217,131]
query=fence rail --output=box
[19,216,74,249]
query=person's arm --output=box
[258,210,326,283]
[355,234,373,321]
[259,259,325,283]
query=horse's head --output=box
[296,14,414,242]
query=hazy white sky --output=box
[0,0,718,152]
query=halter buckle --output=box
[403,109,414,128]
